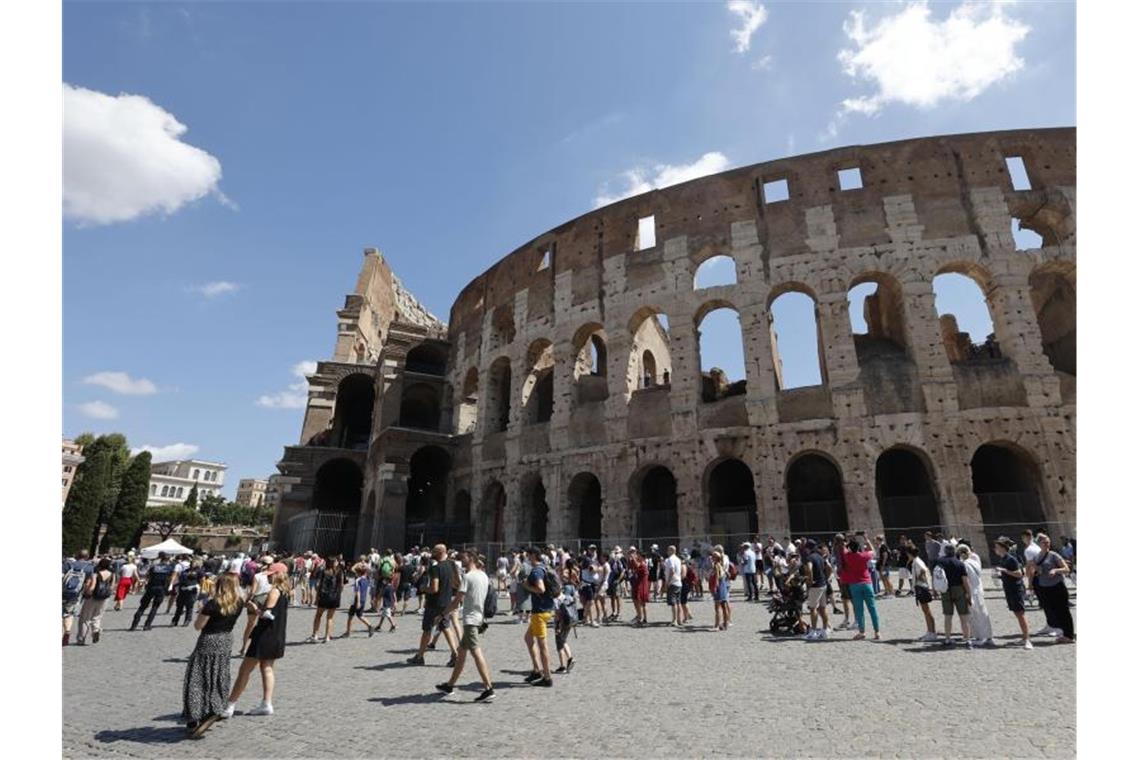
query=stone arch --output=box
[1028,263,1076,377]
[572,323,609,406]
[399,382,441,430]
[405,342,448,375]
[404,445,451,547]
[480,480,507,543]
[486,357,512,432]
[970,441,1049,556]
[331,373,375,449]
[313,458,364,513]
[848,271,910,360]
[630,464,679,543]
[875,446,943,546]
[521,339,555,425]
[627,307,672,395]
[704,457,758,540]
[695,300,747,402]
[519,472,549,544]
[457,367,479,433]
[567,472,603,542]
[693,255,738,289]
[785,451,848,540]
[933,262,1000,362]
[767,286,827,389]
[489,305,516,352]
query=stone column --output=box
[817,293,867,419]
[986,272,1063,407]
[901,279,960,414]
[740,301,779,426]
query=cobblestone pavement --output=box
[63,580,1075,758]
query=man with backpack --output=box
[434,552,496,702]
[62,550,94,646]
[931,543,972,647]
[520,546,557,687]
[408,544,458,666]
[131,552,175,631]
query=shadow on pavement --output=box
[368,693,458,706]
[94,726,186,745]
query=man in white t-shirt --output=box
[663,545,683,626]
[434,553,495,702]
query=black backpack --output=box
[483,583,498,619]
[542,566,562,600]
[92,572,113,600]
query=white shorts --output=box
[807,586,827,610]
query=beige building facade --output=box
[271,128,1076,562]
[62,438,85,505]
[147,459,227,507]
[235,478,268,508]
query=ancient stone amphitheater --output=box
[270,127,1075,561]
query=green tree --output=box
[62,436,120,555]
[183,483,199,511]
[100,451,152,552]
[86,434,131,554]
[198,492,227,523]
[147,505,206,540]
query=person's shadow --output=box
[94,726,186,745]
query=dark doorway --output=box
[875,448,941,546]
[332,374,374,450]
[521,475,548,543]
[488,358,511,432]
[404,446,451,547]
[399,383,442,430]
[568,473,603,542]
[405,343,448,375]
[706,458,758,542]
[971,443,1048,559]
[635,466,679,544]
[482,481,506,544]
[313,458,363,513]
[787,454,848,541]
[453,490,472,544]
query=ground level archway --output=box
[875,447,941,546]
[786,453,848,541]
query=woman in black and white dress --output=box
[223,563,290,717]
[182,570,242,739]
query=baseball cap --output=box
[268,562,289,577]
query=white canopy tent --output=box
[139,538,195,559]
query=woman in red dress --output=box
[630,549,650,626]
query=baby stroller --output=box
[767,579,807,636]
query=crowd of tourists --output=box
[61,528,1074,740]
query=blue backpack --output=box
[62,565,86,601]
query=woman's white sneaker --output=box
[249,702,274,716]
[220,703,236,719]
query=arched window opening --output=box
[481,481,506,543]
[572,334,607,377]
[572,325,609,405]
[458,367,479,434]
[1029,268,1076,377]
[769,291,825,389]
[696,305,747,402]
[398,382,442,431]
[971,443,1048,560]
[490,306,516,353]
[706,458,758,541]
[331,373,375,450]
[933,271,999,363]
[405,343,448,375]
[404,446,451,547]
[786,454,848,541]
[1011,218,1044,251]
[848,275,909,361]
[486,358,512,433]
[875,448,942,547]
[313,458,364,514]
[632,465,678,544]
[452,490,472,544]
[522,340,555,424]
[520,474,548,543]
[627,309,672,395]
[567,472,603,542]
[693,255,737,290]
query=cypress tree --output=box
[87,434,131,554]
[62,437,116,556]
[100,451,152,552]
[184,483,199,511]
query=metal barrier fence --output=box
[285,511,358,559]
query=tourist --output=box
[923,531,941,567]
[181,572,243,739]
[605,546,625,622]
[648,544,662,602]
[239,557,273,655]
[831,535,853,627]
[1021,529,1044,616]
[290,553,306,604]
[629,548,650,626]
[554,560,578,673]
[62,550,94,646]
[496,553,510,592]
[801,540,830,640]
[435,553,495,702]
[932,543,972,647]
[835,532,879,641]
[958,544,994,647]
[894,536,912,596]
[223,562,290,718]
[993,538,1032,649]
[904,545,937,642]
[131,552,175,632]
[75,557,114,646]
[874,535,895,598]
[341,563,376,638]
[680,555,696,625]
[662,545,683,627]
[395,553,413,615]
[430,550,465,667]
[166,554,191,615]
[304,552,320,607]
[307,555,345,643]
[112,553,137,612]
[594,552,610,626]
[579,547,599,627]
[520,547,555,687]
[711,549,730,631]
[1027,533,1075,643]
[740,541,759,602]
[172,559,204,627]
[408,544,457,665]
[376,575,398,632]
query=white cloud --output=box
[64,83,228,225]
[79,400,119,420]
[190,281,240,298]
[82,371,158,396]
[837,1,1029,116]
[594,152,732,208]
[726,1,769,54]
[131,442,200,461]
[256,360,317,410]
[751,54,773,71]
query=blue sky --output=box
[62,1,1075,496]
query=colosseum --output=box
[269,127,1075,563]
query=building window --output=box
[636,215,656,251]
[161,485,169,497]
[150,485,156,495]
[193,468,200,480]
[177,487,184,498]
[763,178,789,204]
[64,465,71,473]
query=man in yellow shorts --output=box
[521,547,554,687]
